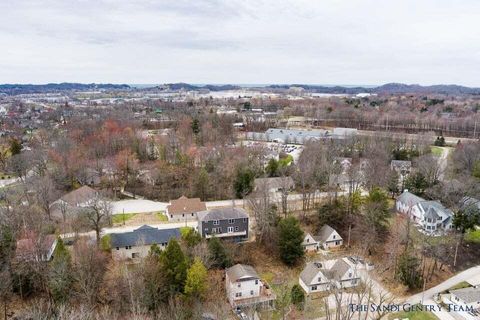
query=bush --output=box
[291,284,305,310]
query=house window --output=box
[170,215,173,218]
[125,246,132,250]
[237,283,241,288]
[213,220,219,225]
[318,277,322,282]
[235,292,242,297]
[348,273,352,277]
[228,219,235,224]
[182,214,184,217]
[333,235,336,239]
[228,227,234,233]
[217,227,222,233]
[191,213,194,216]
[250,290,254,295]
[243,218,247,223]
[235,226,239,232]
[255,280,258,285]
[311,285,317,291]
[116,247,119,250]
[306,238,309,243]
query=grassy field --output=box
[112,213,137,224]
[465,229,480,243]
[448,281,471,291]
[155,212,168,221]
[388,309,439,320]
[430,146,444,156]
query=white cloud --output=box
[0,0,479,85]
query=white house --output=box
[302,225,343,252]
[396,190,454,234]
[302,233,320,252]
[299,258,360,295]
[450,286,480,310]
[165,196,207,222]
[225,264,276,309]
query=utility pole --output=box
[474,120,477,139]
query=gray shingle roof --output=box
[330,259,353,281]
[450,286,480,304]
[110,225,181,248]
[397,191,425,207]
[314,225,341,243]
[197,207,248,222]
[300,262,328,285]
[226,264,259,282]
[460,197,480,211]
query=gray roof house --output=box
[110,225,181,260]
[254,177,295,193]
[396,190,454,234]
[460,197,480,211]
[198,208,249,241]
[299,258,360,294]
[450,286,480,309]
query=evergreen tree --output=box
[364,187,391,238]
[291,284,305,310]
[184,258,208,298]
[191,118,200,136]
[396,251,422,289]
[181,227,202,248]
[160,239,188,293]
[265,159,279,177]
[208,236,232,269]
[278,217,304,266]
[404,172,429,197]
[233,167,254,198]
[8,139,22,156]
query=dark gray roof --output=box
[110,225,181,248]
[450,286,480,304]
[226,264,259,282]
[197,207,248,222]
[424,208,441,220]
[330,259,353,281]
[418,201,453,221]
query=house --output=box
[317,225,343,250]
[254,177,295,193]
[449,286,480,310]
[53,185,98,207]
[225,264,276,309]
[460,196,480,211]
[166,196,207,222]
[302,233,320,252]
[110,225,181,261]
[396,190,454,234]
[197,208,249,241]
[299,258,360,295]
[15,233,57,262]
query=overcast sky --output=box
[1,0,479,86]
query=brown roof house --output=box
[166,196,207,222]
[15,232,58,262]
[50,185,98,220]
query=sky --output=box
[1,0,479,86]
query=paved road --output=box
[111,191,349,215]
[406,265,480,305]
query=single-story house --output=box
[53,185,98,207]
[110,225,181,260]
[254,177,295,193]
[225,264,276,309]
[166,196,207,222]
[15,233,57,262]
[299,258,360,295]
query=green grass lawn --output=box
[388,310,438,320]
[111,213,137,224]
[431,146,444,156]
[465,229,480,243]
[155,212,168,222]
[448,281,471,291]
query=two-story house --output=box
[299,258,360,295]
[166,196,207,222]
[197,207,249,241]
[302,225,343,252]
[396,190,454,234]
[225,264,276,309]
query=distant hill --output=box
[160,83,241,91]
[267,83,480,95]
[0,83,130,95]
